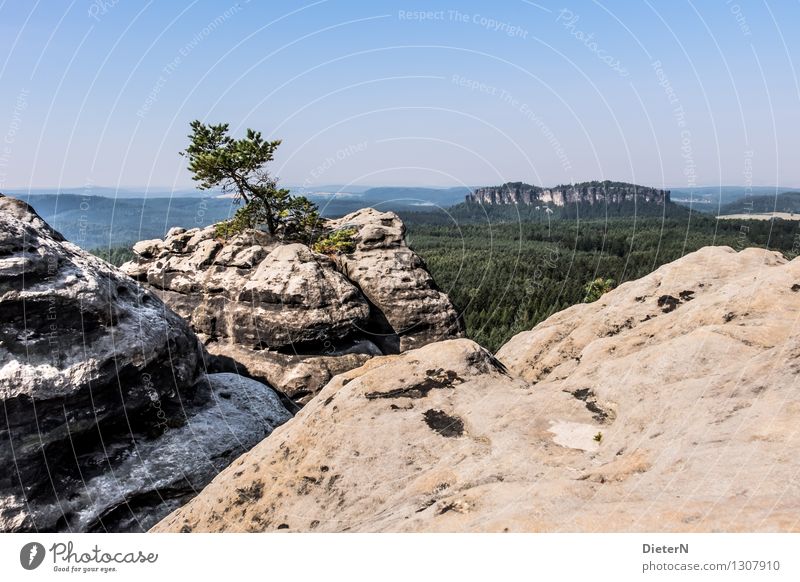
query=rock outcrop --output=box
[123,209,463,402]
[466,180,669,206]
[0,195,291,532]
[154,246,800,532]
[126,230,370,350]
[328,208,464,351]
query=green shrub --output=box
[312,228,357,255]
[583,277,615,303]
[214,202,263,239]
[89,246,134,266]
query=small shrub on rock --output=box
[583,277,615,303]
[312,228,357,255]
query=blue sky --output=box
[1,0,798,191]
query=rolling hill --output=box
[717,191,800,216]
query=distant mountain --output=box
[466,180,669,207]
[304,185,471,209]
[670,186,793,211]
[288,184,374,194]
[359,186,472,206]
[301,186,473,217]
[14,186,475,249]
[717,191,800,215]
[6,186,220,198]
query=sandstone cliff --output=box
[0,195,291,532]
[154,246,800,532]
[122,208,464,404]
[467,180,669,206]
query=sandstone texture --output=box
[128,229,370,350]
[123,208,464,402]
[155,247,800,532]
[328,208,464,351]
[0,196,291,532]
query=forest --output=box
[717,191,800,215]
[403,209,800,351]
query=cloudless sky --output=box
[1,0,798,191]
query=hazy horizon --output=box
[4,182,800,193]
[2,1,799,191]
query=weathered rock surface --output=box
[206,341,373,407]
[17,372,290,533]
[123,209,464,402]
[0,196,291,532]
[328,208,464,351]
[155,247,800,532]
[129,228,370,350]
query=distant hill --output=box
[670,186,793,211]
[291,185,472,219]
[717,191,800,216]
[19,194,238,248]
[288,184,374,194]
[305,186,471,216]
[360,186,471,205]
[6,186,219,198]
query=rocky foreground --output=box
[0,196,463,532]
[2,191,799,533]
[154,246,800,532]
[0,196,293,532]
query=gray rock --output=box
[328,208,465,351]
[131,238,164,259]
[0,195,291,532]
[125,229,371,351]
[206,341,373,406]
[155,249,800,533]
[46,373,291,532]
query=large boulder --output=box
[130,227,371,350]
[154,247,800,532]
[122,209,464,403]
[329,208,464,351]
[0,196,291,532]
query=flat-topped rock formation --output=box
[467,180,670,206]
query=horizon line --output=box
[3,182,799,193]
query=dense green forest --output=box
[404,212,800,351]
[717,191,800,215]
[401,199,690,225]
[90,204,800,353]
[89,246,134,266]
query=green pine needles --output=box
[182,120,321,241]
